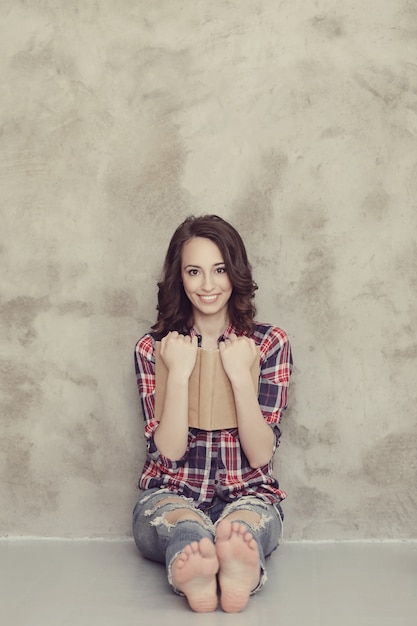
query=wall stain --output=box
[393,241,417,289]
[64,420,99,482]
[232,150,288,224]
[320,126,344,139]
[286,421,310,450]
[353,277,398,315]
[383,343,417,362]
[310,14,345,39]
[66,373,97,389]
[285,417,339,450]
[317,422,339,446]
[57,300,92,317]
[231,149,288,269]
[0,295,49,345]
[1,433,33,485]
[46,261,61,287]
[296,244,337,332]
[102,288,138,318]
[291,485,334,519]
[286,202,328,234]
[104,54,192,244]
[53,367,98,390]
[354,68,409,108]
[279,201,337,338]
[357,430,417,488]
[340,488,417,539]
[1,431,60,519]
[11,42,77,80]
[63,411,112,485]
[0,359,43,421]
[361,188,390,221]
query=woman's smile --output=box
[198,294,221,303]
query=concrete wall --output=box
[1,1,416,540]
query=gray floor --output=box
[1,539,416,626]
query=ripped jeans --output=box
[132,488,283,595]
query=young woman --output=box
[132,214,292,613]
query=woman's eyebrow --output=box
[184,262,225,269]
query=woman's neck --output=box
[193,314,230,350]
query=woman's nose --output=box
[201,274,214,291]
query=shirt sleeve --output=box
[257,326,293,447]
[134,334,161,455]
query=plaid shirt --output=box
[134,323,293,510]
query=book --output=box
[154,342,260,430]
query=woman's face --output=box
[181,237,233,321]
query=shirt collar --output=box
[189,323,236,346]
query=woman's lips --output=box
[198,294,220,303]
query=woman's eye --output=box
[188,269,199,276]
[216,267,226,274]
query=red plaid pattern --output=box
[134,323,293,509]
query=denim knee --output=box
[132,489,215,566]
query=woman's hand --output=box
[160,331,198,380]
[219,333,257,384]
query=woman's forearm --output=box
[231,373,275,468]
[154,371,190,460]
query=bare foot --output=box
[171,537,219,612]
[216,519,260,613]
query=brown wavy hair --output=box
[151,215,258,336]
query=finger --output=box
[161,332,170,347]
[249,337,257,351]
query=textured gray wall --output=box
[1,1,416,540]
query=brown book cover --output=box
[154,342,260,430]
